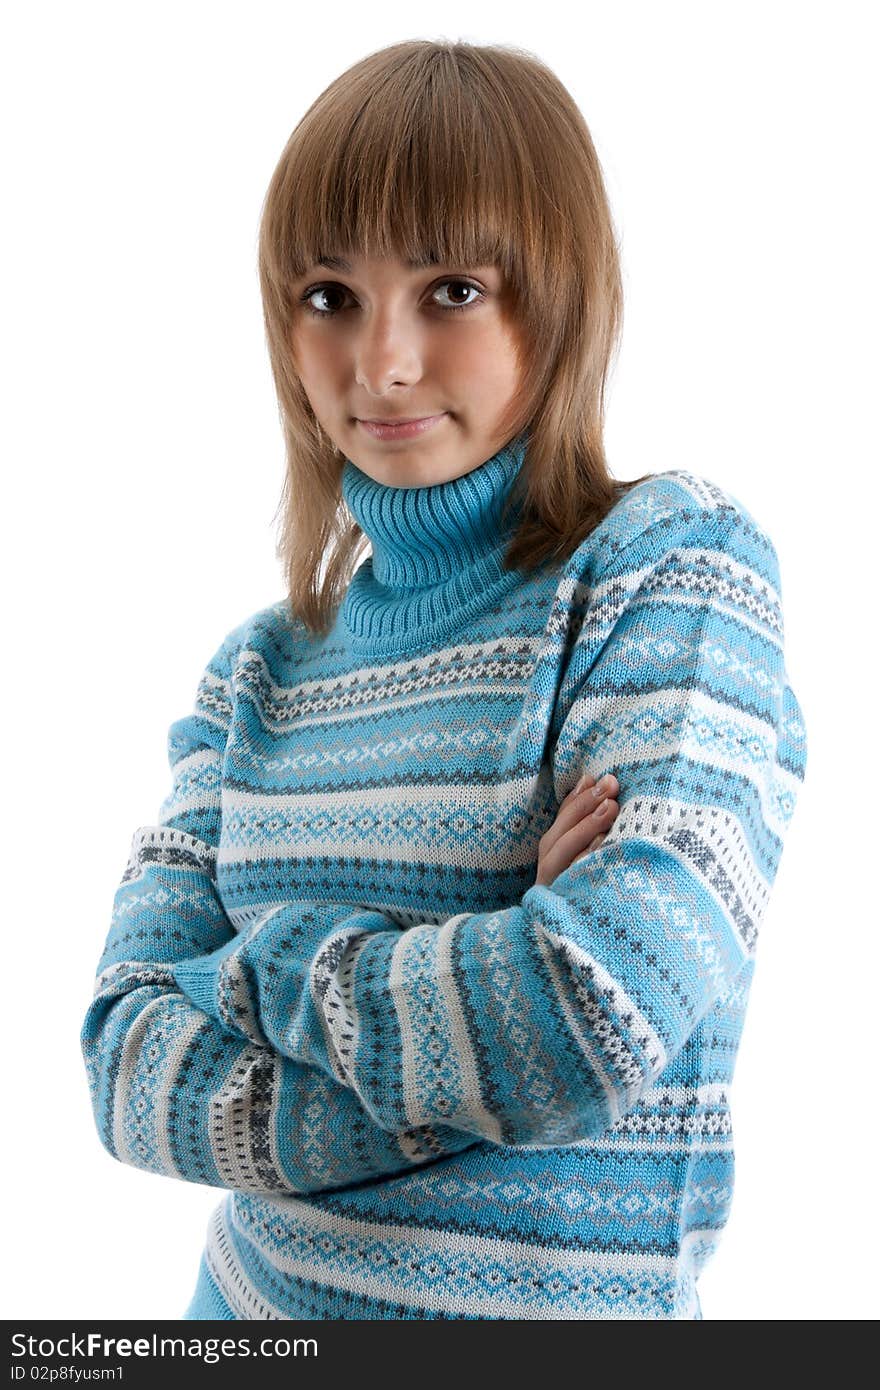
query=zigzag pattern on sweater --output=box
[81,440,806,1320]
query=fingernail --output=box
[574,773,592,793]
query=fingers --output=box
[533,772,622,887]
[537,795,619,884]
[571,832,606,866]
[542,773,619,857]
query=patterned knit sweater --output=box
[81,433,807,1320]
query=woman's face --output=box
[288,252,528,487]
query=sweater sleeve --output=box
[80,619,478,1195]
[169,500,807,1147]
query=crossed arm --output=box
[81,667,614,1198]
[81,502,805,1193]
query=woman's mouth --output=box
[357,413,448,441]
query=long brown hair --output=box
[258,39,652,637]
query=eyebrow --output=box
[314,252,444,272]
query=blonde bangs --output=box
[257,40,651,637]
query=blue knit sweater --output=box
[81,433,807,1319]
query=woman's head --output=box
[258,38,650,635]
[286,250,529,493]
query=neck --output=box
[341,432,528,590]
[338,431,530,654]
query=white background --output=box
[3,0,877,1321]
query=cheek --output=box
[473,334,524,402]
[290,336,333,399]
[287,331,307,388]
[451,324,519,386]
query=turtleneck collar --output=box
[341,431,528,589]
[338,431,529,655]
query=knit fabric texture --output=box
[81,433,807,1320]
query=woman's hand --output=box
[534,772,619,887]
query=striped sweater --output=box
[81,433,807,1320]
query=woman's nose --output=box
[354,313,424,394]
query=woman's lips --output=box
[357,413,448,440]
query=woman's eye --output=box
[300,279,484,317]
[431,280,483,312]
[302,285,349,316]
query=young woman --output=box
[81,38,807,1321]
